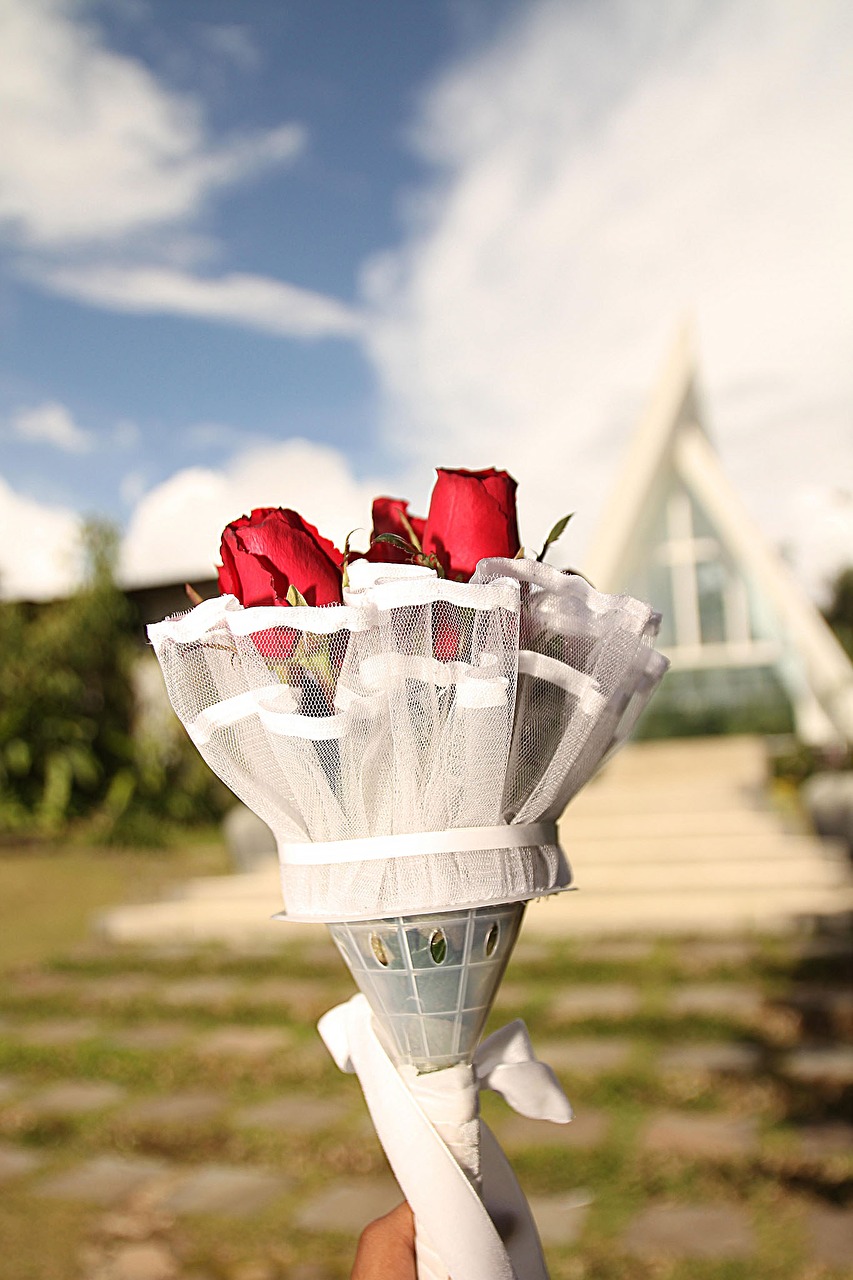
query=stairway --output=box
[100,737,853,944]
[528,736,853,935]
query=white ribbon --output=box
[318,994,571,1280]
[280,820,561,867]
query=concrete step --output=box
[574,855,848,893]
[593,738,768,784]
[175,870,279,901]
[98,893,320,945]
[562,810,796,838]
[525,884,853,936]
[96,733,851,942]
[559,834,845,864]
[569,786,766,815]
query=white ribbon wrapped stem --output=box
[319,994,571,1280]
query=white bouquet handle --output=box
[320,996,570,1280]
[407,1066,482,1279]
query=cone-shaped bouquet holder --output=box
[328,902,524,1072]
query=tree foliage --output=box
[0,521,228,842]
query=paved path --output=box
[0,926,851,1278]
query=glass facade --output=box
[619,477,793,736]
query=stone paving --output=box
[0,929,850,1279]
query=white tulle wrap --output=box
[148,557,668,922]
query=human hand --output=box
[350,1201,416,1279]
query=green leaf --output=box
[398,509,423,552]
[340,528,366,589]
[372,532,416,556]
[286,584,309,607]
[537,512,575,563]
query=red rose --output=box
[366,496,426,564]
[217,508,343,607]
[422,468,520,580]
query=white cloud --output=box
[0,0,303,247]
[0,474,82,599]
[11,401,93,452]
[119,440,403,587]
[37,264,363,340]
[363,0,853,594]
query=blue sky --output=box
[1,0,851,601]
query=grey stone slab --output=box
[0,1075,23,1102]
[781,985,853,1036]
[622,1203,756,1259]
[678,940,757,970]
[551,985,641,1020]
[241,978,339,1019]
[27,1080,125,1115]
[8,972,72,1000]
[226,1263,280,1280]
[0,1143,43,1182]
[119,1092,225,1127]
[806,1205,853,1267]
[535,1037,635,1074]
[668,984,762,1019]
[81,974,155,1005]
[195,1026,292,1059]
[160,977,242,1008]
[294,1179,401,1234]
[109,1023,191,1052]
[158,1164,289,1217]
[640,1111,758,1159]
[233,1094,349,1133]
[16,1018,101,1046]
[494,981,535,1010]
[511,940,553,965]
[529,1190,593,1247]
[98,1241,178,1280]
[498,1108,609,1151]
[782,1046,853,1085]
[576,940,654,964]
[36,1155,168,1204]
[658,1041,761,1076]
[792,937,853,963]
[792,1121,853,1159]
[223,801,276,872]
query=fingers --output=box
[351,1201,417,1280]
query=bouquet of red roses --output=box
[148,467,668,1280]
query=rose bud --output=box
[366,496,426,563]
[217,507,343,607]
[422,467,520,580]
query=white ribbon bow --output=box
[473,1019,573,1125]
[318,994,571,1280]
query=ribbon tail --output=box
[475,1019,573,1124]
[480,1120,551,1280]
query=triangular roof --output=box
[586,327,853,745]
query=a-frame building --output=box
[585,328,853,746]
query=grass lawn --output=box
[0,836,229,973]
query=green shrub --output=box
[0,522,229,844]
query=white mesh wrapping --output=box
[147,560,668,921]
